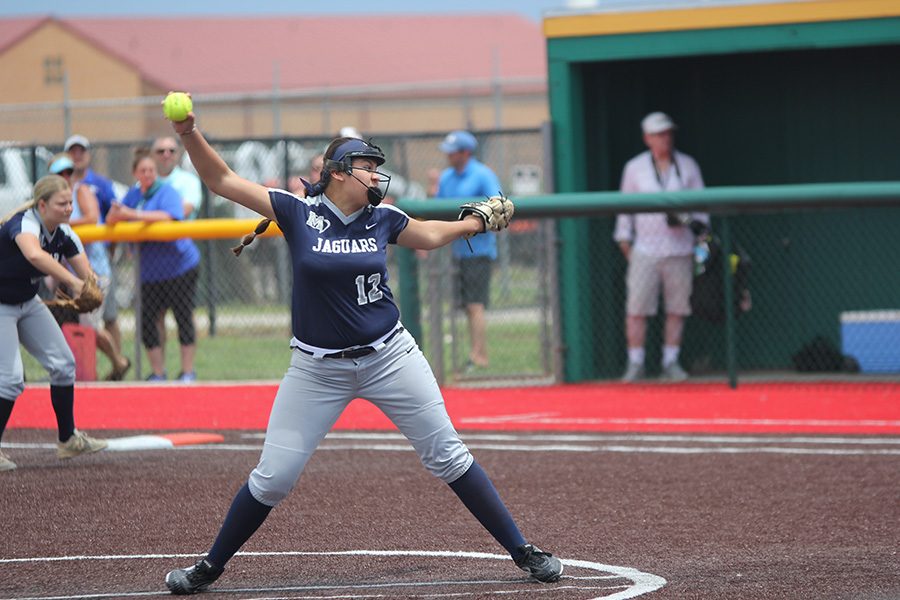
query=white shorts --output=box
[626,253,693,317]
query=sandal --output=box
[106,356,132,381]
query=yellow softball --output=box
[163,92,193,122]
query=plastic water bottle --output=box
[694,241,710,276]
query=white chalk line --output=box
[0,550,666,600]
[3,440,900,456]
[460,415,900,428]
[251,431,900,445]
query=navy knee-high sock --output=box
[49,385,75,443]
[448,461,526,557]
[0,398,15,443]
[206,483,273,569]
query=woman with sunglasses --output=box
[161,101,563,594]
[48,154,131,381]
[0,175,108,472]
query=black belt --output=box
[300,327,404,359]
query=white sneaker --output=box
[621,362,645,383]
[0,450,16,472]
[661,362,688,382]
[57,430,108,459]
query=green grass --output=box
[22,330,293,383]
[21,261,550,383]
[21,318,549,383]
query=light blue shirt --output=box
[159,166,203,220]
[436,158,501,260]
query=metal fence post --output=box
[426,251,445,385]
[202,183,216,337]
[721,215,738,388]
[29,145,38,184]
[133,244,143,380]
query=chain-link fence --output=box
[14,128,900,385]
[553,200,900,384]
[18,128,550,383]
[415,219,559,387]
[1,129,546,219]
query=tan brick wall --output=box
[0,21,149,142]
[0,22,548,145]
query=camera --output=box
[666,212,708,236]
[665,212,690,227]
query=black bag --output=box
[690,234,752,323]
[791,336,860,373]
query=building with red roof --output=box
[0,15,548,143]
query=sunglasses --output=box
[57,168,74,177]
[155,148,178,155]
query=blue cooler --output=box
[840,310,900,373]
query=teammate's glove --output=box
[457,194,515,233]
[44,274,104,314]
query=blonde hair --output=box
[0,174,70,225]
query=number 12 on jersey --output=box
[355,274,383,305]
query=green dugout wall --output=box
[544,0,900,381]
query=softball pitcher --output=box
[163,102,562,594]
[0,175,107,472]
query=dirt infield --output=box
[1,427,898,599]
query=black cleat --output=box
[514,543,563,583]
[165,559,223,595]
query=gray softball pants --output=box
[0,295,76,400]
[248,328,473,507]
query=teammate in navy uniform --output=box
[0,175,107,472]
[163,105,563,593]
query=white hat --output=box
[64,134,91,151]
[339,126,362,139]
[641,112,677,135]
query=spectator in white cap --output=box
[338,126,362,139]
[64,134,125,368]
[434,130,502,372]
[613,112,709,382]
[64,135,117,222]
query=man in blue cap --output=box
[435,130,502,370]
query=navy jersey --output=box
[0,209,84,305]
[269,189,409,351]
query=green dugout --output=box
[544,0,900,381]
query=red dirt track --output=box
[2,381,899,599]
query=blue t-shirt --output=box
[121,181,200,283]
[82,169,117,222]
[0,208,84,304]
[70,181,110,278]
[436,158,501,260]
[269,189,409,351]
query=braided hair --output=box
[232,137,386,257]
